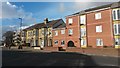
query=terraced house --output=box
[23,18,65,48]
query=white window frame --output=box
[61,40,65,46]
[95,13,101,20]
[41,29,44,35]
[68,29,73,35]
[68,18,73,24]
[61,30,65,34]
[115,38,120,45]
[114,24,120,35]
[80,15,86,24]
[112,9,120,20]
[96,25,102,32]
[54,31,58,36]
[81,28,86,37]
[54,40,58,45]
[96,39,103,46]
[81,39,86,46]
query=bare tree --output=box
[2,31,15,49]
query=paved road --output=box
[1,48,120,67]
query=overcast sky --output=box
[0,0,119,40]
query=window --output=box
[33,30,35,35]
[96,25,102,32]
[54,31,58,36]
[115,38,120,45]
[61,40,65,46]
[113,10,116,20]
[41,40,44,46]
[80,15,86,24]
[68,29,73,35]
[41,29,44,35]
[114,24,120,35]
[96,39,103,46]
[81,39,86,46]
[68,18,73,24]
[54,40,58,45]
[36,29,39,36]
[81,28,86,37]
[95,13,101,20]
[112,9,120,20]
[61,30,65,34]
[118,10,120,19]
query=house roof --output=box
[67,1,120,17]
[23,19,64,31]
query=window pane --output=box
[95,13,101,19]
[113,10,116,20]
[118,24,120,34]
[55,31,58,36]
[69,29,73,35]
[61,30,65,34]
[61,40,65,45]
[80,15,86,24]
[55,40,58,45]
[117,10,120,19]
[114,24,118,35]
[96,25,102,32]
[68,18,73,24]
[115,38,120,45]
[96,39,103,46]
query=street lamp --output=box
[18,18,23,49]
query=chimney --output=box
[44,18,48,25]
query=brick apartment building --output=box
[52,2,120,49]
[21,2,120,49]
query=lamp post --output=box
[18,18,23,49]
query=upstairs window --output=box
[41,29,44,35]
[114,24,120,35]
[80,15,86,24]
[33,30,36,35]
[68,18,73,25]
[61,30,65,34]
[112,9,120,20]
[36,29,39,36]
[54,31,58,36]
[96,25,102,32]
[81,28,86,37]
[68,29,73,35]
[95,13,101,20]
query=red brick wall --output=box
[66,15,80,48]
[86,9,114,48]
[52,28,66,48]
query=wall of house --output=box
[52,28,66,49]
[86,9,114,48]
[65,15,80,48]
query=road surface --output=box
[1,48,120,67]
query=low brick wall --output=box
[43,47,58,51]
[66,47,120,57]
